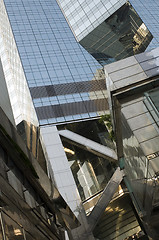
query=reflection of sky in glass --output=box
[3,0,109,124]
[4,0,101,88]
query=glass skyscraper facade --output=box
[57,0,153,64]
[56,0,127,42]
[3,0,158,126]
[3,0,109,126]
[0,0,159,239]
[130,0,159,50]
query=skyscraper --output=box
[57,0,153,64]
[2,0,156,125]
[0,0,159,239]
[2,0,108,126]
[0,1,118,239]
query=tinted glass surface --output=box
[4,0,108,125]
[130,0,159,50]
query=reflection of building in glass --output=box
[129,0,159,50]
[0,0,159,239]
[58,119,117,201]
[2,0,108,125]
[93,194,142,240]
[105,47,159,239]
[80,3,152,65]
[57,0,128,42]
[63,133,116,201]
[58,0,159,54]
[57,1,152,65]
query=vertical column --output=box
[0,211,6,240]
[40,125,95,239]
[40,125,82,214]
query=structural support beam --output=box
[87,167,124,231]
[59,129,117,162]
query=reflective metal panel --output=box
[93,194,141,240]
[122,115,148,208]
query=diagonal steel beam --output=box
[87,167,124,231]
[59,129,117,162]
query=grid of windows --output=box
[0,0,39,126]
[58,0,159,51]
[57,1,153,65]
[79,2,152,65]
[129,0,159,50]
[57,0,127,41]
[3,0,159,125]
[3,0,109,124]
